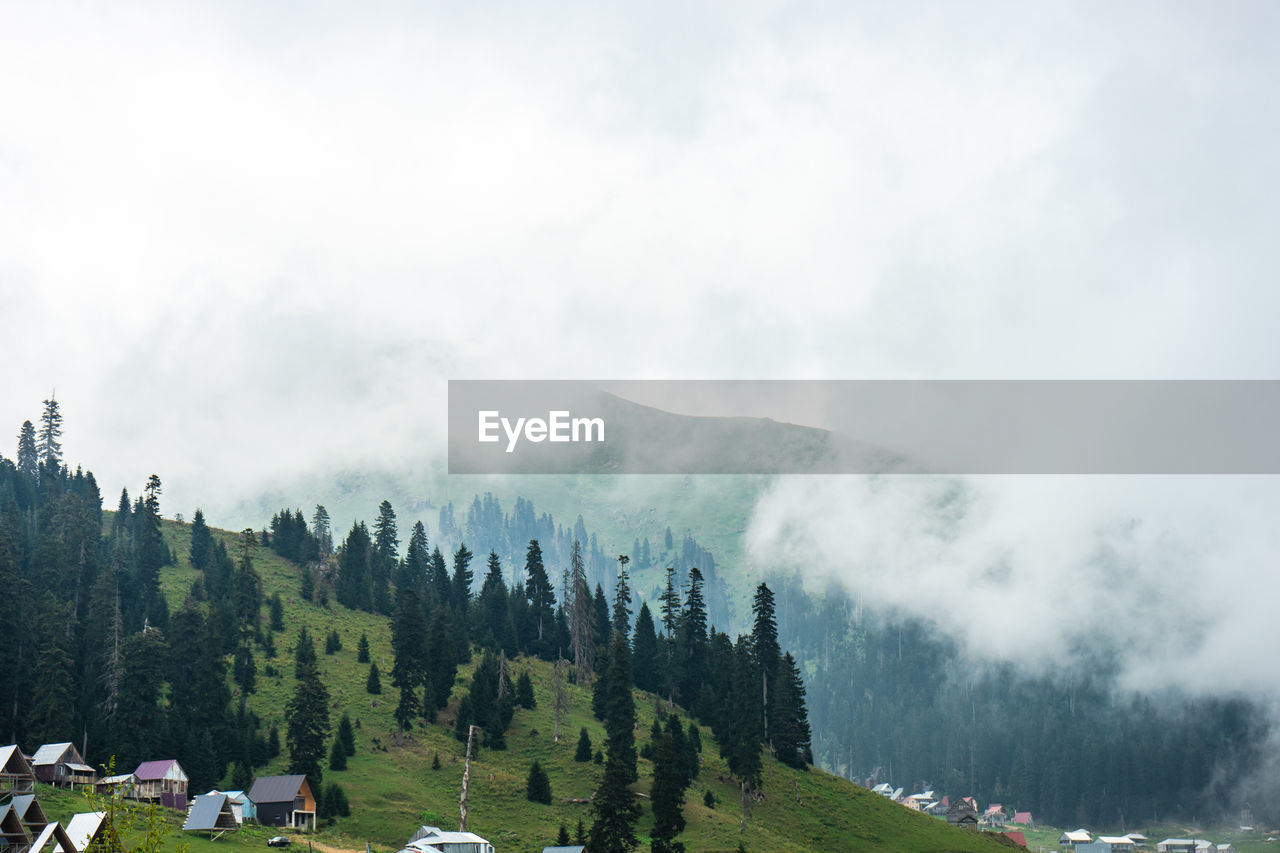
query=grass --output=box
[73,513,1022,853]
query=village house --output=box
[1059,828,1094,846]
[96,773,139,797]
[1155,841,1200,853]
[133,759,189,809]
[1076,837,1136,853]
[31,743,96,789]
[1012,811,1034,827]
[1,745,36,795]
[399,825,495,853]
[248,775,316,831]
[947,798,979,829]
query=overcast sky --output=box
[3,1,1279,692]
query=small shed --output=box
[248,775,316,831]
[133,760,189,808]
[1,744,36,795]
[183,793,239,839]
[61,812,107,853]
[1077,838,1136,853]
[31,743,96,788]
[207,790,254,824]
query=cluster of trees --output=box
[0,400,278,795]
[770,577,1272,828]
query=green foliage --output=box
[703,790,716,809]
[286,626,331,788]
[329,735,347,771]
[357,632,371,663]
[575,727,593,762]
[588,632,642,853]
[516,670,536,708]
[366,662,382,694]
[337,712,356,756]
[525,759,552,804]
[325,629,342,654]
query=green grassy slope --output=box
[127,515,1017,853]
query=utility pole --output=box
[459,725,479,831]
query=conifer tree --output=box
[588,631,641,853]
[568,540,595,682]
[357,633,370,663]
[16,420,37,481]
[372,500,398,614]
[516,671,536,708]
[524,539,555,653]
[312,505,333,556]
[337,712,356,756]
[632,602,660,694]
[329,736,347,771]
[37,396,63,468]
[612,554,632,638]
[650,714,689,853]
[286,627,331,788]
[366,662,382,694]
[526,760,552,804]
[401,521,430,601]
[575,727,593,762]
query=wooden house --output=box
[401,826,496,853]
[1,745,36,795]
[133,760,188,809]
[30,743,96,789]
[247,775,316,831]
[946,798,979,829]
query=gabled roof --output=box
[1013,811,1033,824]
[247,775,308,804]
[183,793,238,832]
[542,847,586,853]
[1060,829,1093,843]
[1,744,35,775]
[30,820,76,853]
[31,743,75,766]
[61,812,106,853]
[11,794,48,828]
[1,804,33,845]
[134,760,183,781]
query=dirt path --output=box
[302,839,369,853]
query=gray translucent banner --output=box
[447,380,1280,474]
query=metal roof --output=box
[29,820,75,853]
[134,760,182,781]
[247,775,308,804]
[183,794,237,832]
[1,744,34,774]
[31,744,74,766]
[11,794,45,825]
[62,812,106,853]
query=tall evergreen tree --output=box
[751,583,781,758]
[286,627,331,788]
[588,631,641,853]
[16,420,38,481]
[311,505,333,556]
[37,396,63,469]
[612,554,633,639]
[524,539,556,655]
[478,551,513,654]
[336,522,373,611]
[773,652,812,769]
[632,602,660,694]
[568,540,595,682]
[526,760,552,804]
[372,500,398,613]
[391,588,428,743]
[401,521,430,602]
[650,714,689,853]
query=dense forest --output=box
[0,398,810,848]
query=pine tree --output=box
[372,500,398,614]
[270,594,285,632]
[325,630,342,654]
[329,736,347,771]
[557,825,571,846]
[650,715,689,853]
[524,539,556,654]
[401,521,430,602]
[612,554,633,638]
[337,712,356,756]
[526,760,552,804]
[632,602,660,694]
[312,505,332,556]
[295,626,317,679]
[357,633,370,663]
[366,662,382,694]
[286,628,331,789]
[424,605,457,712]
[516,671,536,709]
[568,540,595,682]
[336,522,373,611]
[16,420,38,481]
[773,652,812,768]
[589,632,641,853]
[37,396,63,468]
[575,727,593,762]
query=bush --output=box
[526,760,552,804]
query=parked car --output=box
[267,837,291,847]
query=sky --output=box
[3,2,1280,694]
